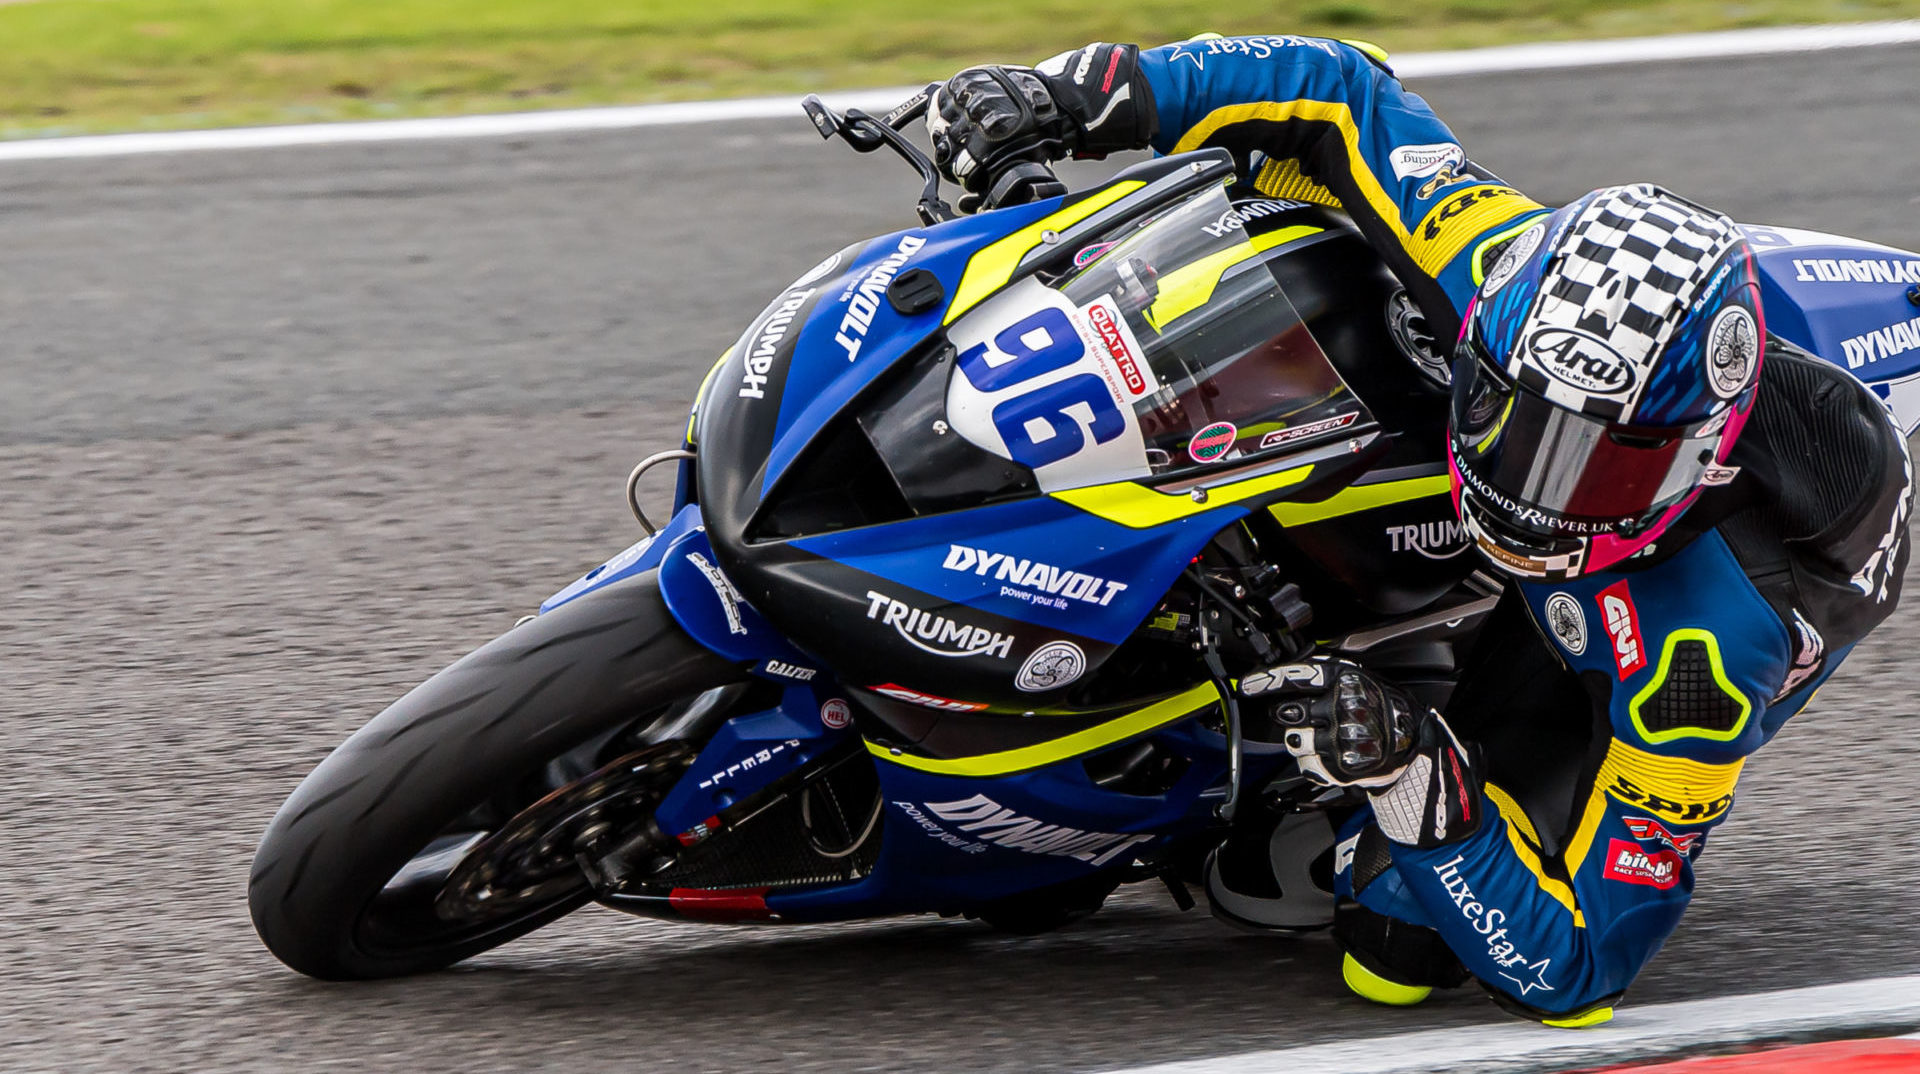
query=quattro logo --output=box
[864,590,1014,659]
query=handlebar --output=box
[800,89,1066,223]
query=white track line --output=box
[1,20,1917,163]
[1100,974,1920,1074]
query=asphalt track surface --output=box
[5,43,1920,1074]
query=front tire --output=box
[248,572,739,980]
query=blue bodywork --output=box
[527,189,1920,924]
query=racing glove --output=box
[1247,658,1483,849]
[926,43,1157,199]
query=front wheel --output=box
[247,572,740,980]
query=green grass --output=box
[2,0,1916,139]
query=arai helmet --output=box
[1449,184,1764,580]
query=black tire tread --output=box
[248,571,737,980]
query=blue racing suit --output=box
[1126,35,1914,1018]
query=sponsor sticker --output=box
[1595,580,1647,679]
[1199,198,1310,239]
[1622,816,1702,855]
[870,683,988,712]
[1544,592,1587,655]
[864,590,1014,659]
[1188,421,1237,463]
[1701,464,1741,487]
[1606,773,1734,823]
[921,794,1153,867]
[1073,240,1118,267]
[1482,222,1544,298]
[686,552,748,636]
[942,544,1129,610]
[1082,294,1150,396]
[820,698,852,730]
[1527,327,1638,395]
[1706,305,1758,399]
[1015,640,1087,692]
[1258,410,1360,450]
[1791,257,1920,285]
[762,659,816,682]
[1432,854,1555,997]
[834,234,926,363]
[738,288,816,400]
[1386,519,1469,560]
[1840,313,1920,370]
[1603,837,1683,890]
[1390,142,1465,181]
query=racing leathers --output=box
[1068,35,1913,1019]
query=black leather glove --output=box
[1247,658,1483,849]
[927,42,1157,202]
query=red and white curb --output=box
[1599,1032,1920,1072]
[1099,975,1920,1074]
[1,21,1918,162]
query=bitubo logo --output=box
[1603,838,1682,890]
[1200,198,1308,239]
[864,590,1014,659]
[834,234,926,362]
[1595,580,1646,679]
[1432,855,1555,997]
[941,545,1129,607]
[1527,327,1638,394]
[921,795,1154,867]
[1386,520,1469,559]
[738,288,816,399]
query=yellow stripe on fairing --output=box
[687,344,735,444]
[865,682,1222,776]
[1056,464,1316,529]
[1484,783,1585,928]
[1266,474,1450,527]
[1146,225,1322,330]
[943,181,1145,325]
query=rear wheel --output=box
[247,572,740,980]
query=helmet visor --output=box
[1449,340,1719,536]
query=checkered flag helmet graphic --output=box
[1447,184,1765,581]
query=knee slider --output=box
[1333,902,1471,991]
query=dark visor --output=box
[1450,340,1719,534]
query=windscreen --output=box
[945,186,1373,493]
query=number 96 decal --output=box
[946,280,1152,490]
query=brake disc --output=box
[434,740,696,922]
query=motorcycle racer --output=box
[927,37,1914,1024]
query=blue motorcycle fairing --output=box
[538,503,705,614]
[1744,224,1920,431]
[795,492,1241,644]
[657,525,817,667]
[761,201,1064,496]
[767,717,1257,918]
[651,687,853,843]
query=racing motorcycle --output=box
[249,89,1920,979]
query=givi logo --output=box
[1595,580,1646,679]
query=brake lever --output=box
[800,91,956,225]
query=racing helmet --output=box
[1448,184,1764,580]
